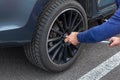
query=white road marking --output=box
[78,51,120,80]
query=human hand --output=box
[109,37,120,47]
[64,32,79,45]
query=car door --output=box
[97,0,115,9]
[90,0,117,18]
[97,0,116,13]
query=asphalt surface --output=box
[0,43,120,80]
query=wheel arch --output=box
[25,0,49,30]
[25,0,89,42]
[76,0,93,18]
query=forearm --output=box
[77,8,120,43]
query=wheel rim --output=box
[46,8,85,64]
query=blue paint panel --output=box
[0,0,48,44]
[0,0,37,31]
[97,0,115,8]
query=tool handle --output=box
[100,41,112,45]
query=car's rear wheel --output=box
[25,0,88,72]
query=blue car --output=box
[0,0,116,72]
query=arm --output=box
[77,7,120,43]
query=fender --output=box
[0,0,48,44]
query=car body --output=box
[0,0,117,72]
[0,0,116,45]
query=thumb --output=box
[64,36,70,42]
[109,40,116,47]
[109,38,114,47]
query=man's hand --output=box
[64,32,79,45]
[109,37,120,47]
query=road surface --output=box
[0,43,120,80]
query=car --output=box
[0,0,116,72]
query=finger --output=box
[109,42,117,47]
[65,35,69,38]
[64,38,69,42]
[71,41,77,46]
[109,39,113,45]
[64,37,71,43]
[109,43,114,47]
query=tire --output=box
[25,0,88,72]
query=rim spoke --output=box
[69,45,78,55]
[52,45,62,61]
[63,44,68,62]
[68,11,73,27]
[51,28,63,35]
[56,19,65,32]
[68,46,74,57]
[48,41,62,54]
[63,13,68,31]
[71,13,79,28]
[57,45,64,64]
[48,37,62,42]
[71,19,82,31]
[73,45,78,49]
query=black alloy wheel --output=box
[47,8,85,64]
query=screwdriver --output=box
[99,40,112,45]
